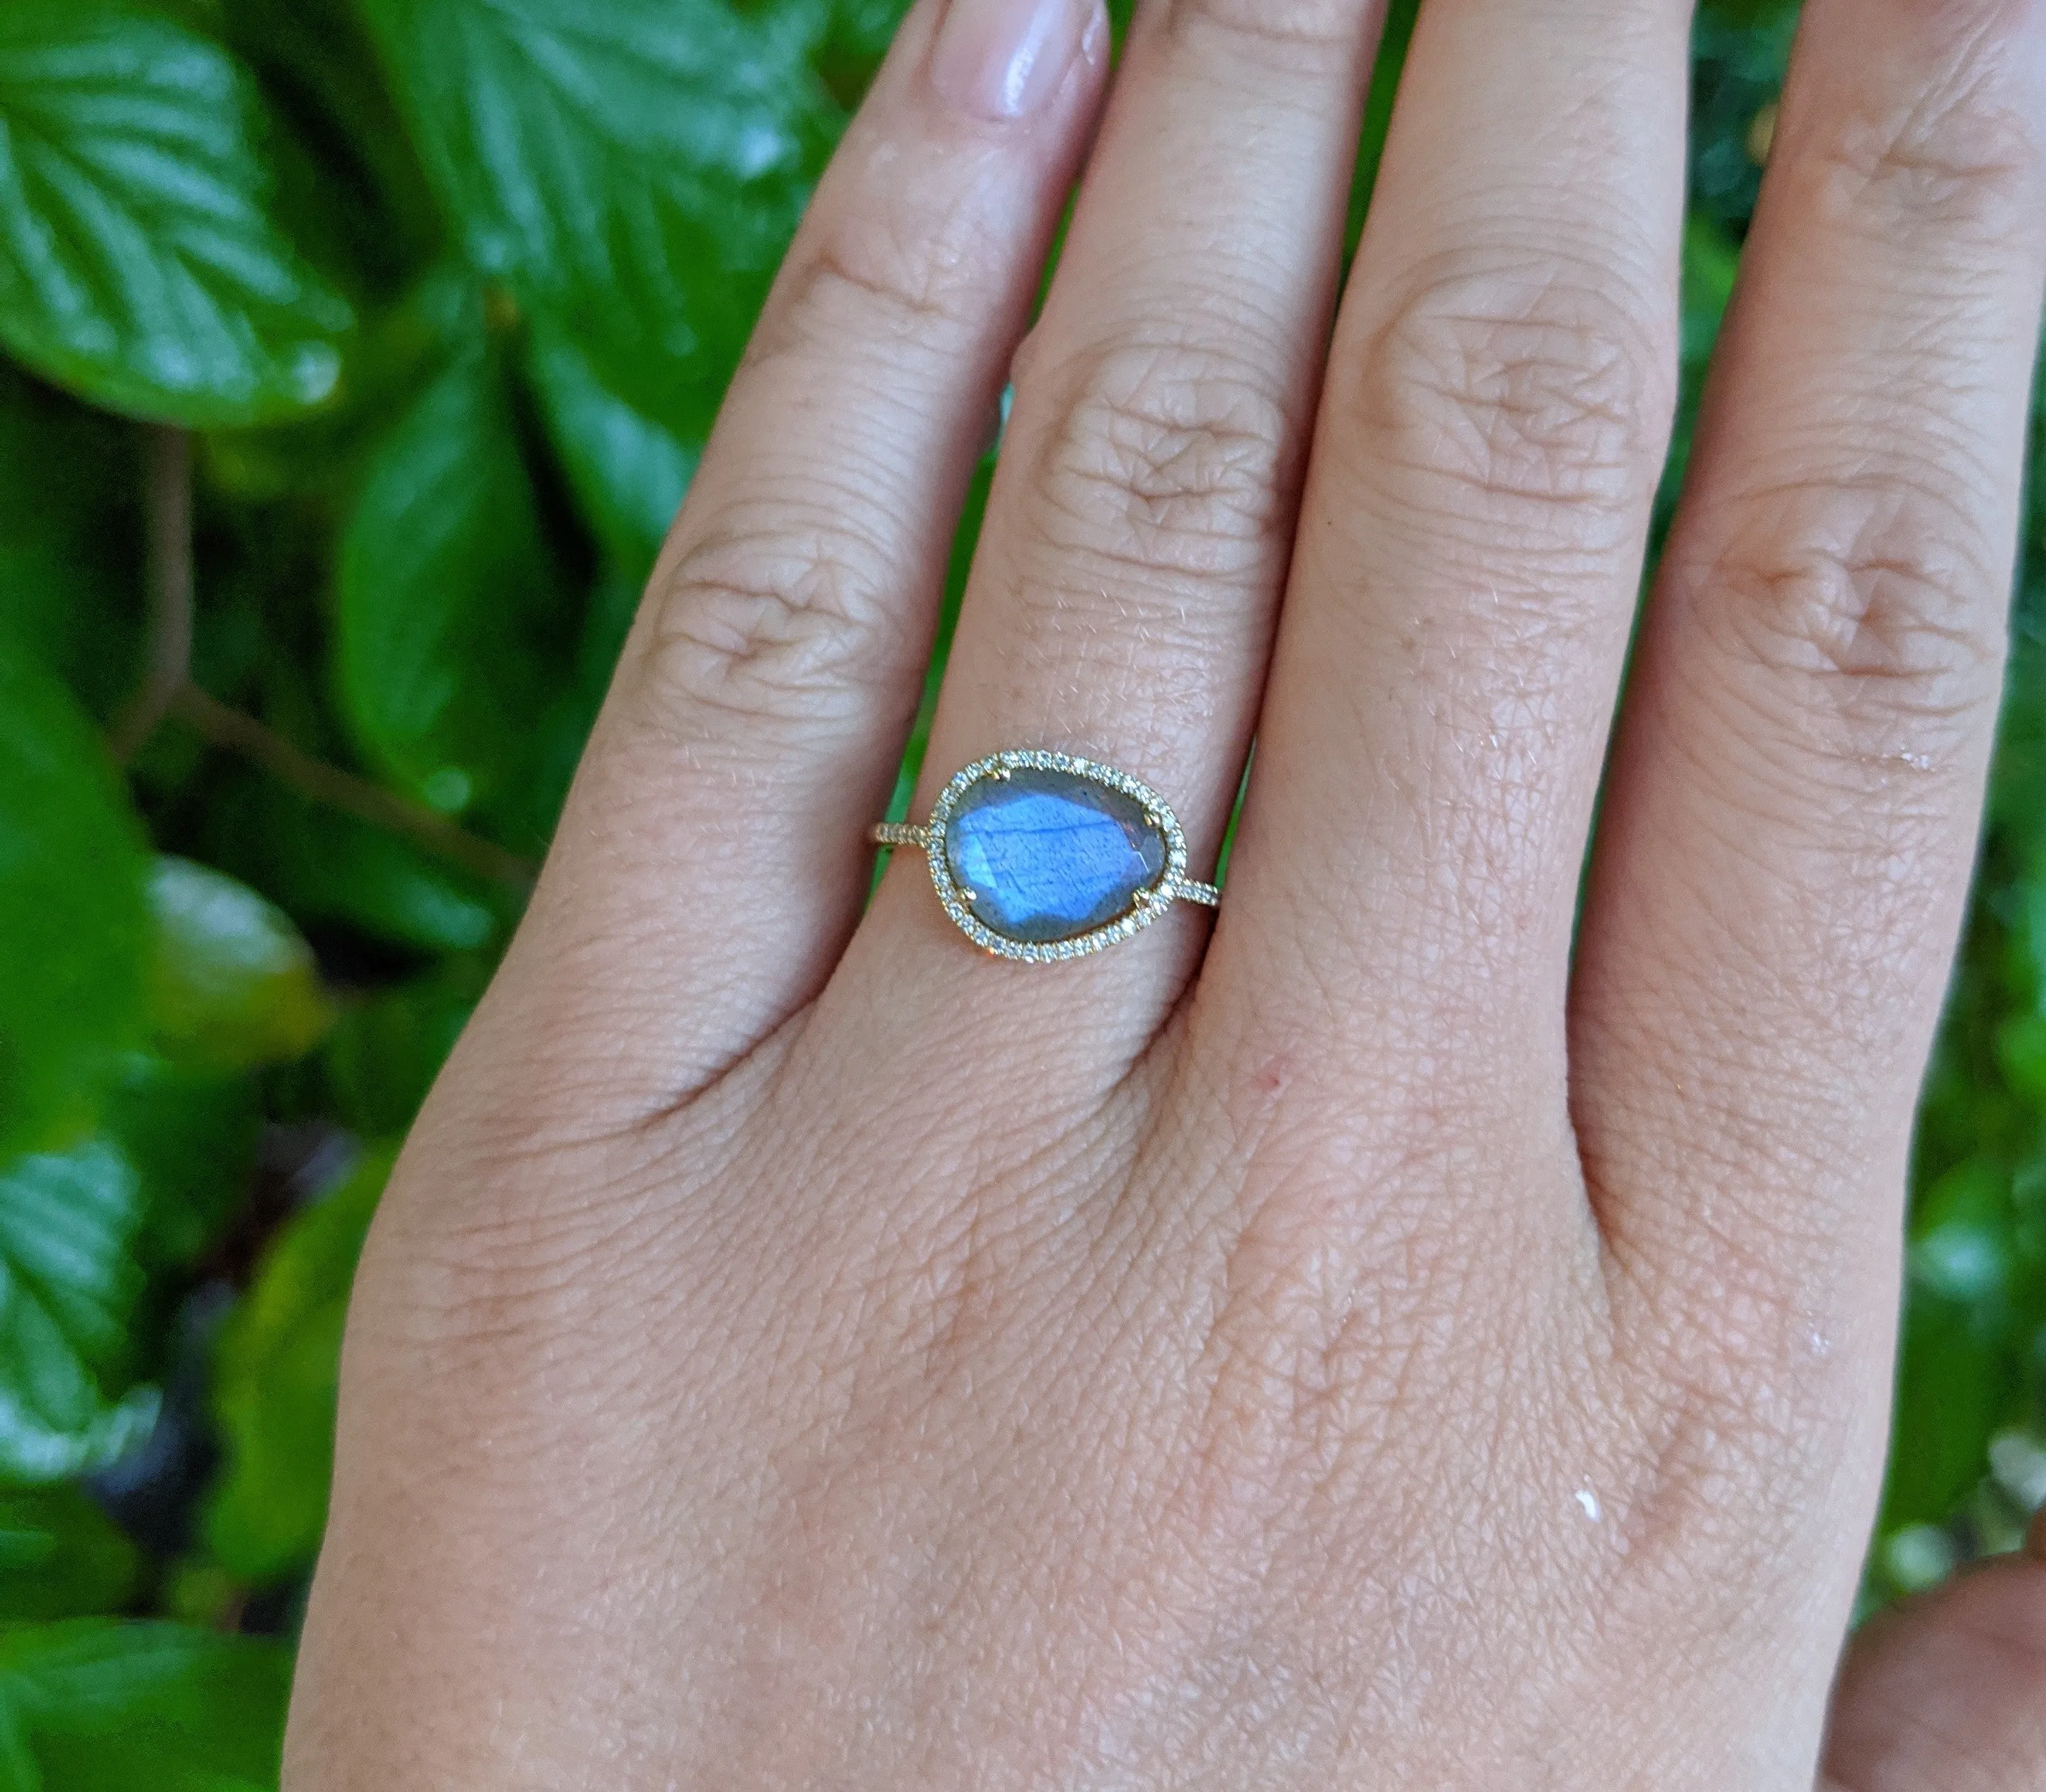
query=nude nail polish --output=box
[931,0,1093,121]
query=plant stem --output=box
[171,686,537,890]
[112,424,539,892]
[111,426,195,761]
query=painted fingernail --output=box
[931,0,1094,121]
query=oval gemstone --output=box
[943,767,1169,946]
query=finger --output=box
[1205,0,1688,1110]
[1570,0,2046,1317]
[850,0,1387,1045]
[1822,1550,2046,1791]
[499,0,1109,1106]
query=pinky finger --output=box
[1574,0,2046,1315]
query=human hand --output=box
[285,0,2046,1785]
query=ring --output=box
[870,749,1222,963]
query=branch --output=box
[111,421,539,892]
[111,426,195,761]
[172,686,538,891]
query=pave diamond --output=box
[942,766,1169,946]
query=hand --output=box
[284,0,2046,1784]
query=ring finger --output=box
[847,0,1392,1057]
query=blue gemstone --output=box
[943,767,1169,945]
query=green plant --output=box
[0,0,2037,1780]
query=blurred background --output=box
[0,0,2040,1781]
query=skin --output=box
[285,0,2046,1786]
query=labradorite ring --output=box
[870,749,1222,963]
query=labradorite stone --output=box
[943,767,1169,945]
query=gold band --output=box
[869,822,930,849]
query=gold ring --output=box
[871,749,1221,963]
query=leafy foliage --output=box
[0,0,2035,1777]
[0,650,152,1163]
[356,0,836,438]
[0,1620,290,1788]
[145,859,331,1073]
[0,1138,161,1485]
[336,323,568,815]
[0,2,352,426]
[0,1488,142,1622]
[203,1147,388,1584]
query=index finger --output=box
[492,0,1108,1115]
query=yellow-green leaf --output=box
[145,858,331,1073]
[205,1147,391,1583]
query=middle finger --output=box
[1218,0,1691,1125]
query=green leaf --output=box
[0,1619,288,1790]
[324,963,483,1137]
[201,774,507,956]
[358,0,836,435]
[205,1147,390,1583]
[479,564,643,853]
[0,1487,139,1620]
[0,1141,158,1485]
[1344,0,1420,254]
[1881,1290,2021,1533]
[1690,9,1797,238]
[1995,642,2046,871]
[104,1055,260,1275]
[0,645,152,1162]
[2001,1012,2046,1113]
[212,0,442,298]
[1680,215,1740,368]
[145,858,332,1073]
[1909,1157,2015,1305]
[0,1037,266,1485]
[336,341,570,813]
[0,368,141,718]
[1697,0,1800,22]
[196,259,482,509]
[0,1,353,426]
[523,320,696,577]
[812,0,911,102]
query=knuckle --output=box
[1596,1379,1824,1620]
[1608,1274,1852,1572]
[744,175,996,374]
[1342,256,1672,533]
[1186,1148,1538,1498]
[633,521,917,732]
[1026,335,1293,583]
[1804,23,2046,244]
[1678,472,2007,754]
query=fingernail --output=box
[931,0,1093,121]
